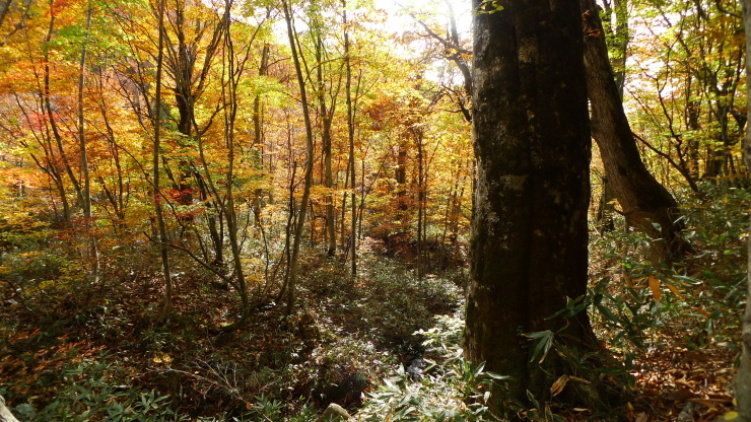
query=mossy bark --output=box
[465,0,612,417]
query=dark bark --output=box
[595,174,616,233]
[581,0,691,264]
[465,0,610,416]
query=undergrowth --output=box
[0,184,747,421]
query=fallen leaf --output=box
[550,374,569,397]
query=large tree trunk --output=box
[734,1,751,419]
[465,0,609,416]
[581,0,691,264]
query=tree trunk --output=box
[734,1,751,418]
[342,0,357,277]
[315,33,337,257]
[415,125,426,278]
[595,174,616,233]
[465,0,610,416]
[77,3,93,220]
[153,0,173,313]
[601,0,629,98]
[77,2,100,284]
[0,395,20,422]
[283,0,315,316]
[220,2,250,322]
[581,0,691,264]
[43,5,84,216]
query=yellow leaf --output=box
[153,354,173,364]
[723,410,739,420]
[649,275,661,303]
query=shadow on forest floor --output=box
[1,184,748,421]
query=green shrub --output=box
[355,310,501,422]
[4,356,183,422]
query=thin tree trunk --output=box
[581,0,691,264]
[77,3,93,219]
[315,32,337,257]
[283,0,315,316]
[343,0,357,276]
[220,1,250,322]
[415,127,425,278]
[601,0,629,98]
[595,174,616,233]
[77,2,100,283]
[153,0,173,313]
[44,4,84,213]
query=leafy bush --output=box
[589,183,748,354]
[293,336,393,408]
[354,309,503,422]
[4,356,182,422]
[349,261,462,345]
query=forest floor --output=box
[0,254,741,421]
[627,336,735,421]
[1,188,748,421]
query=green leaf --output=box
[526,389,540,408]
[596,303,620,322]
[525,330,555,363]
[483,371,511,381]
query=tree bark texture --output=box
[465,0,605,415]
[581,0,691,264]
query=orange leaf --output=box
[695,307,711,317]
[550,374,569,397]
[665,282,685,301]
[648,275,661,303]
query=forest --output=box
[0,0,749,420]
